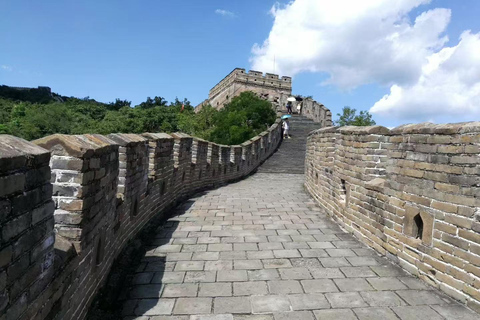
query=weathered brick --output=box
[438,145,464,153]
[431,200,458,213]
[0,200,11,223]
[434,221,457,235]
[435,182,460,194]
[0,246,12,268]
[2,213,31,242]
[25,166,50,190]
[51,157,84,171]
[32,201,55,225]
[442,233,470,251]
[459,229,480,244]
[0,173,25,197]
[445,214,473,229]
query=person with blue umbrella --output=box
[281,114,291,139]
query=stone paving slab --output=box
[121,173,477,319]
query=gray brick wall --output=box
[0,135,54,320]
[304,122,480,312]
[0,118,283,320]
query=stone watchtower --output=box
[196,68,292,112]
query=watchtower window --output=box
[413,214,424,239]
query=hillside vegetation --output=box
[0,89,276,145]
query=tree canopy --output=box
[0,89,276,145]
[334,106,376,127]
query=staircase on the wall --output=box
[257,113,320,174]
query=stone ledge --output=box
[308,126,339,136]
[107,133,147,146]
[33,134,117,158]
[390,121,480,135]
[338,125,390,135]
[0,135,50,173]
[141,132,173,140]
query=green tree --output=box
[0,88,276,146]
[180,104,218,139]
[7,102,75,140]
[335,106,376,126]
[137,96,168,109]
[208,91,276,145]
[108,99,131,111]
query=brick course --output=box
[305,122,480,312]
[0,117,282,320]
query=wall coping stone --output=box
[170,132,192,139]
[390,121,480,135]
[141,132,173,140]
[107,133,147,146]
[338,125,390,135]
[308,126,339,136]
[33,134,117,158]
[0,135,49,173]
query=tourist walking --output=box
[286,101,293,114]
[282,118,291,139]
[296,102,302,115]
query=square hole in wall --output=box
[404,206,434,246]
[338,179,350,207]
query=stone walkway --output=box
[121,173,477,320]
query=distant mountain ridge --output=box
[0,85,106,105]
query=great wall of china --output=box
[1,69,479,319]
[0,113,309,319]
[305,123,480,312]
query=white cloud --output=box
[251,0,480,123]
[370,31,480,122]
[1,65,12,71]
[250,0,450,89]
[215,9,235,18]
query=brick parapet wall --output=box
[300,98,333,126]
[0,135,55,320]
[0,119,283,320]
[305,122,480,312]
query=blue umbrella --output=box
[281,115,291,119]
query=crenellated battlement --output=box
[201,68,292,110]
[0,118,284,320]
[305,121,480,312]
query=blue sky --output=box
[1,0,479,127]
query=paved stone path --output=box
[121,173,477,320]
[121,115,477,320]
